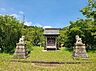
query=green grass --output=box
[0,53,12,60]
[28,47,73,62]
[0,46,96,71]
[27,47,96,62]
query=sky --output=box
[0,0,88,28]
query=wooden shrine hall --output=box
[43,28,60,50]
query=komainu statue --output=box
[73,35,88,59]
[13,36,27,58]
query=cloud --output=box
[0,8,42,27]
[43,26,52,29]
[19,11,24,14]
[0,8,32,27]
[10,13,24,21]
[9,13,32,26]
[24,21,32,26]
[33,23,43,27]
[0,13,20,18]
[10,14,19,18]
[0,8,6,12]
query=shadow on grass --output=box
[85,47,96,53]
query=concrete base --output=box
[42,50,59,52]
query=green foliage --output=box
[63,19,95,50]
[0,15,44,53]
[58,27,68,47]
[0,15,23,53]
[26,41,33,52]
[22,26,44,47]
[80,0,96,20]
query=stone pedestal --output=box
[73,35,88,59]
[13,36,27,58]
[73,44,88,58]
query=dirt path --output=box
[10,59,94,64]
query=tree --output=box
[22,26,44,46]
[80,0,96,49]
[0,15,23,53]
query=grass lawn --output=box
[28,47,73,62]
[0,46,96,71]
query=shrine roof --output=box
[43,28,60,35]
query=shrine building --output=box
[43,28,60,50]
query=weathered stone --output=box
[73,35,88,59]
[13,36,27,59]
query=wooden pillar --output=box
[55,37,57,50]
[44,36,47,50]
[56,37,59,50]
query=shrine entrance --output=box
[43,28,60,50]
[47,37,55,46]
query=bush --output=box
[26,41,33,53]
